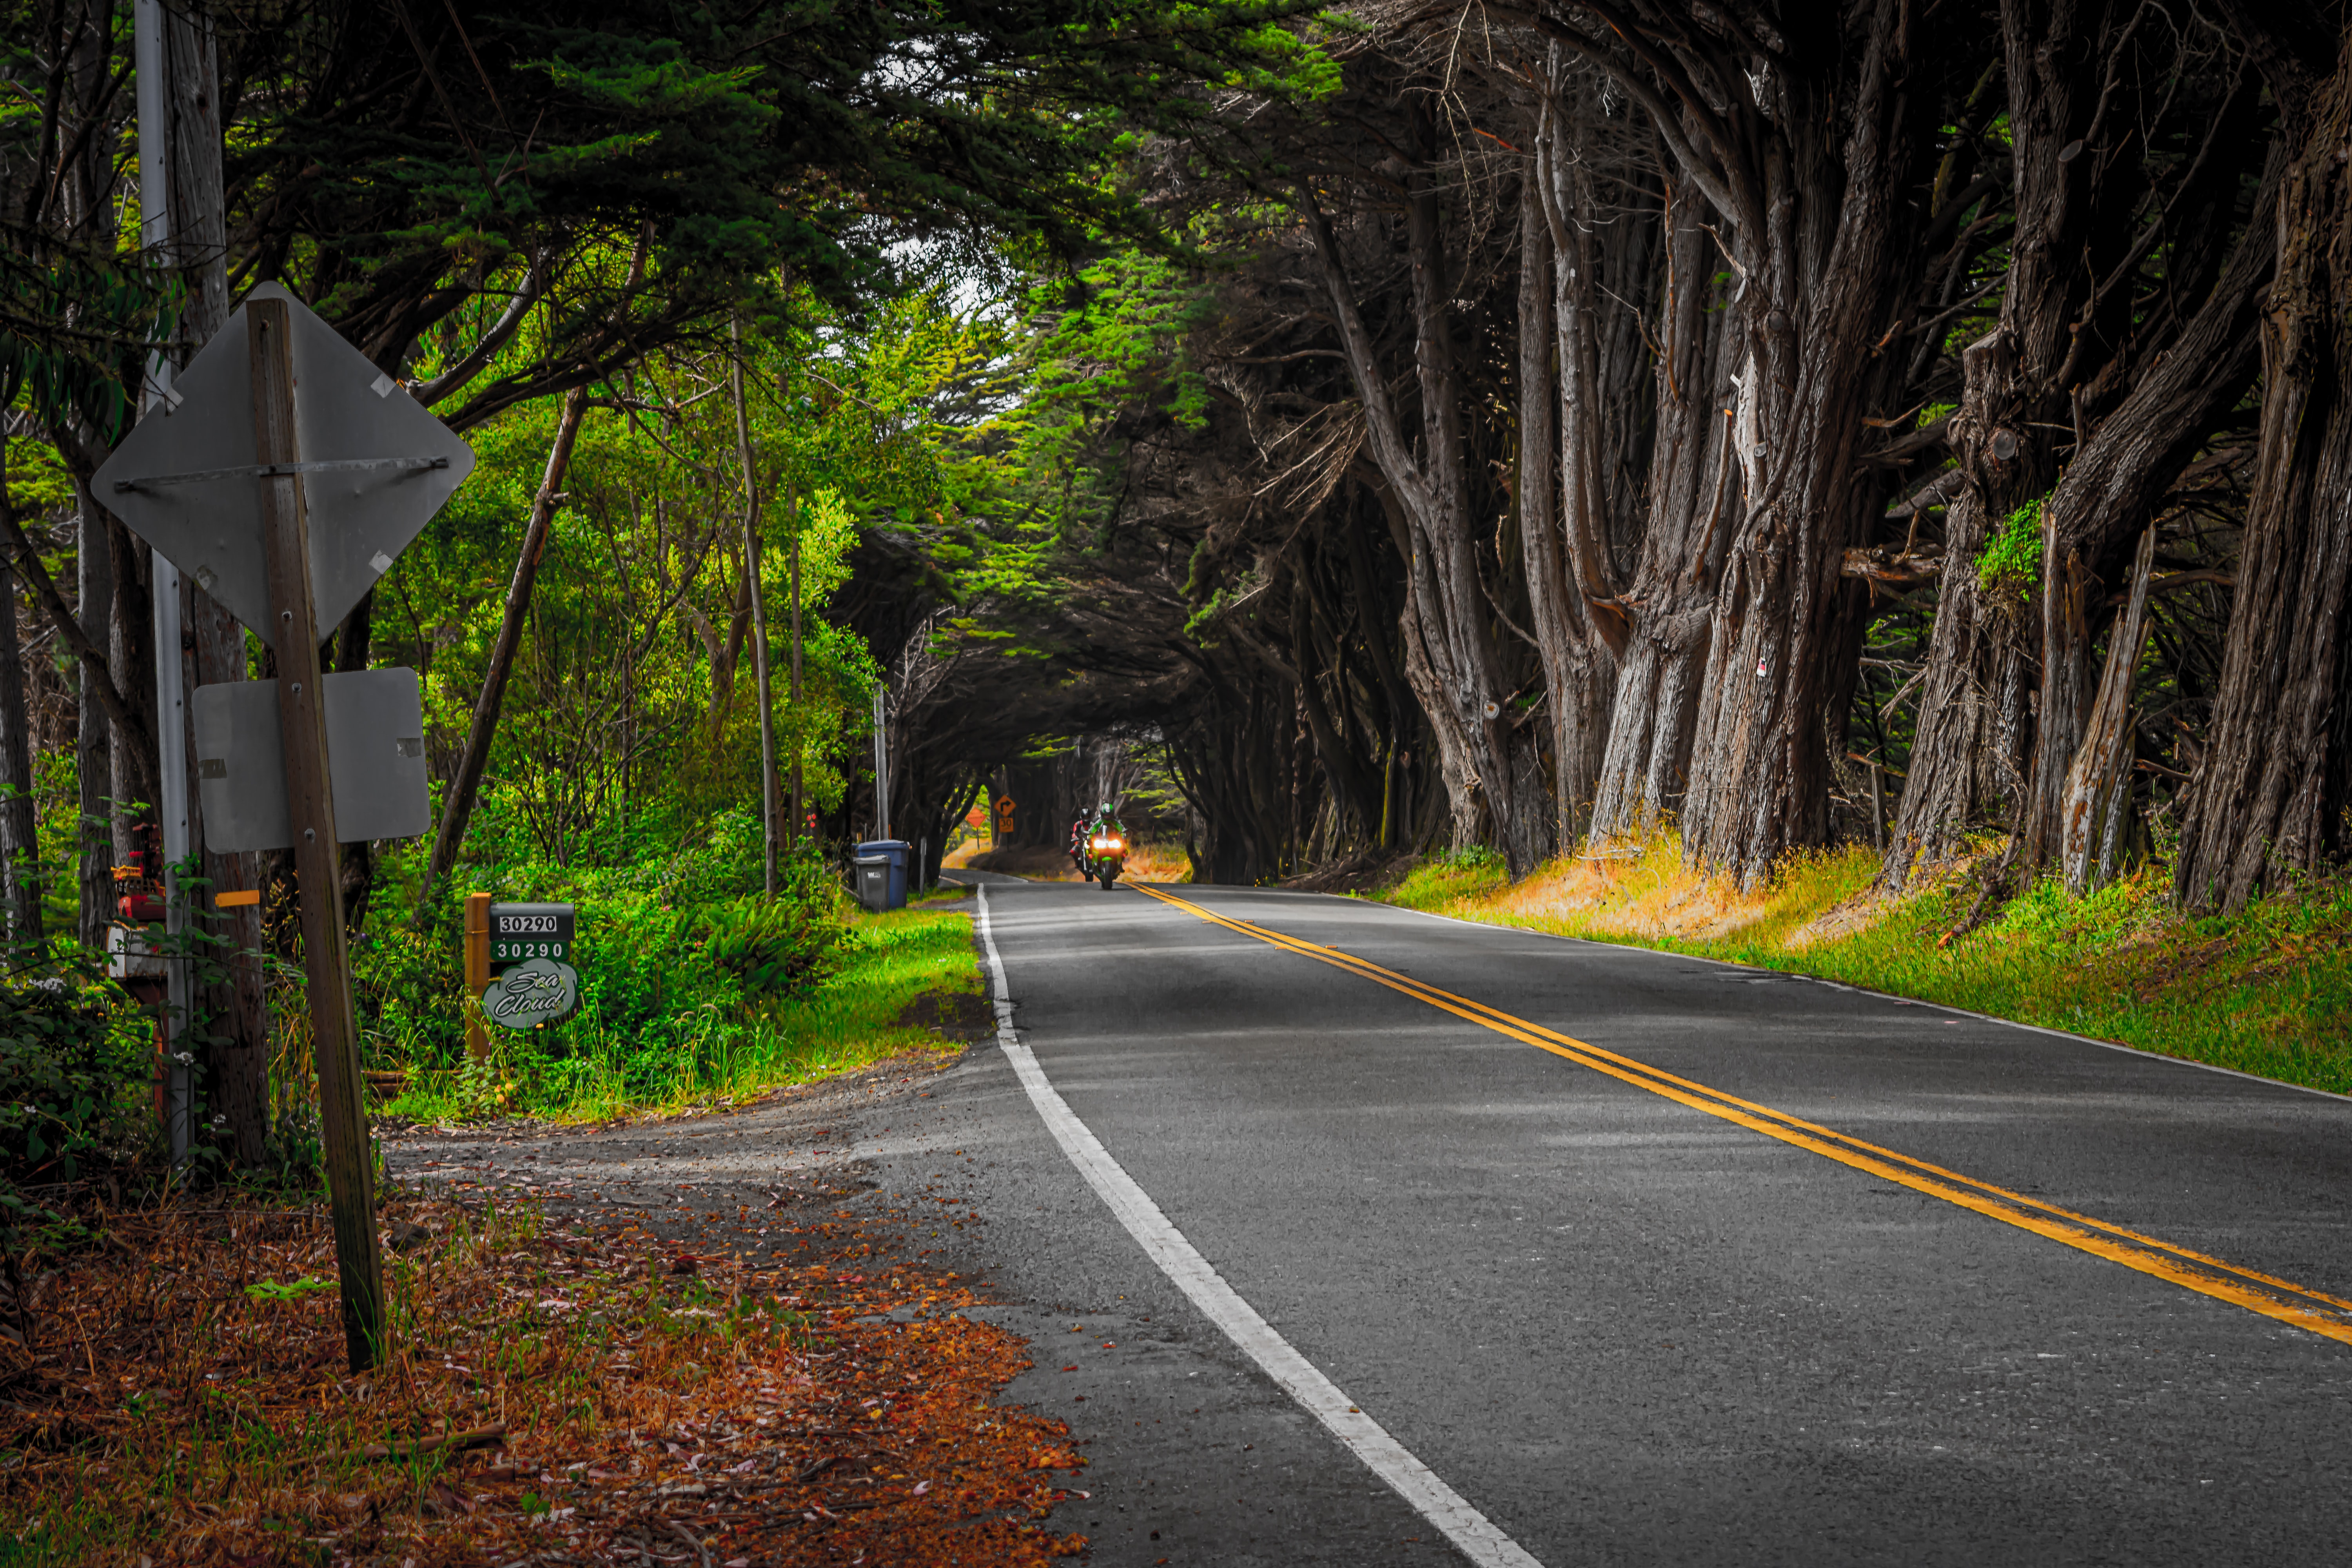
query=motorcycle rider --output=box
[1067,812,1089,877]
[1083,800,1128,888]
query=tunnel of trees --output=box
[899,0,2343,920]
[9,0,2352,1162]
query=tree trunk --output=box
[56,0,123,950]
[1298,544,1391,851]
[2018,172,2277,870]
[1514,169,1613,851]
[702,555,753,737]
[1681,3,1927,885]
[1291,574,1378,836]
[422,387,589,904]
[178,565,267,1165]
[109,530,156,879]
[2059,526,2155,894]
[0,564,40,948]
[1880,331,2042,888]
[332,592,376,936]
[1568,175,1738,845]
[1884,0,2124,887]
[1359,478,1483,851]
[2174,33,2352,911]
[1163,650,1306,885]
[1299,104,1528,867]
[0,385,38,951]
[167,0,269,1164]
[728,316,779,895]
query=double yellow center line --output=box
[1133,882,2352,1346]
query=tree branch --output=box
[0,507,155,796]
[410,238,565,408]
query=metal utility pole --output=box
[249,299,386,1369]
[871,685,890,841]
[134,0,192,1161]
[730,316,777,895]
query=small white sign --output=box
[484,958,581,1029]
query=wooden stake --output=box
[249,298,385,1371]
[464,892,491,1062]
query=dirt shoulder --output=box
[368,1048,1090,1565]
[382,1050,969,1255]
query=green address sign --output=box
[490,902,574,965]
[486,902,580,1027]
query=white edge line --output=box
[1236,886,2352,1107]
[974,885,1544,1568]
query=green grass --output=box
[388,904,982,1123]
[1384,846,1512,909]
[1376,838,2352,1096]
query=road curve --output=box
[873,880,2352,1566]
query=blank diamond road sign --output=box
[91,281,474,644]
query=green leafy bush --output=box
[358,815,852,1107]
[0,958,144,1183]
[698,887,842,996]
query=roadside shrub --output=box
[0,956,145,1184]
[698,895,837,996]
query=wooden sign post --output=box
[464,891,492,1062]
[96,277,470,1372]
[249,298,386,1370]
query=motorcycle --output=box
[1082,826,1127,889]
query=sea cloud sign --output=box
[484,956,579,1030]
[484,902,581,1029]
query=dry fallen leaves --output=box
[0,1186,1087,1564]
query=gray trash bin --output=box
[854,839,910,910]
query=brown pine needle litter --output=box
[0,1187,1088,1564]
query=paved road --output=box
[900,878,2352,1566]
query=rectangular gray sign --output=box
[191,667,430,852]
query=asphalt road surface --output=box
[909,875,2352,1567]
